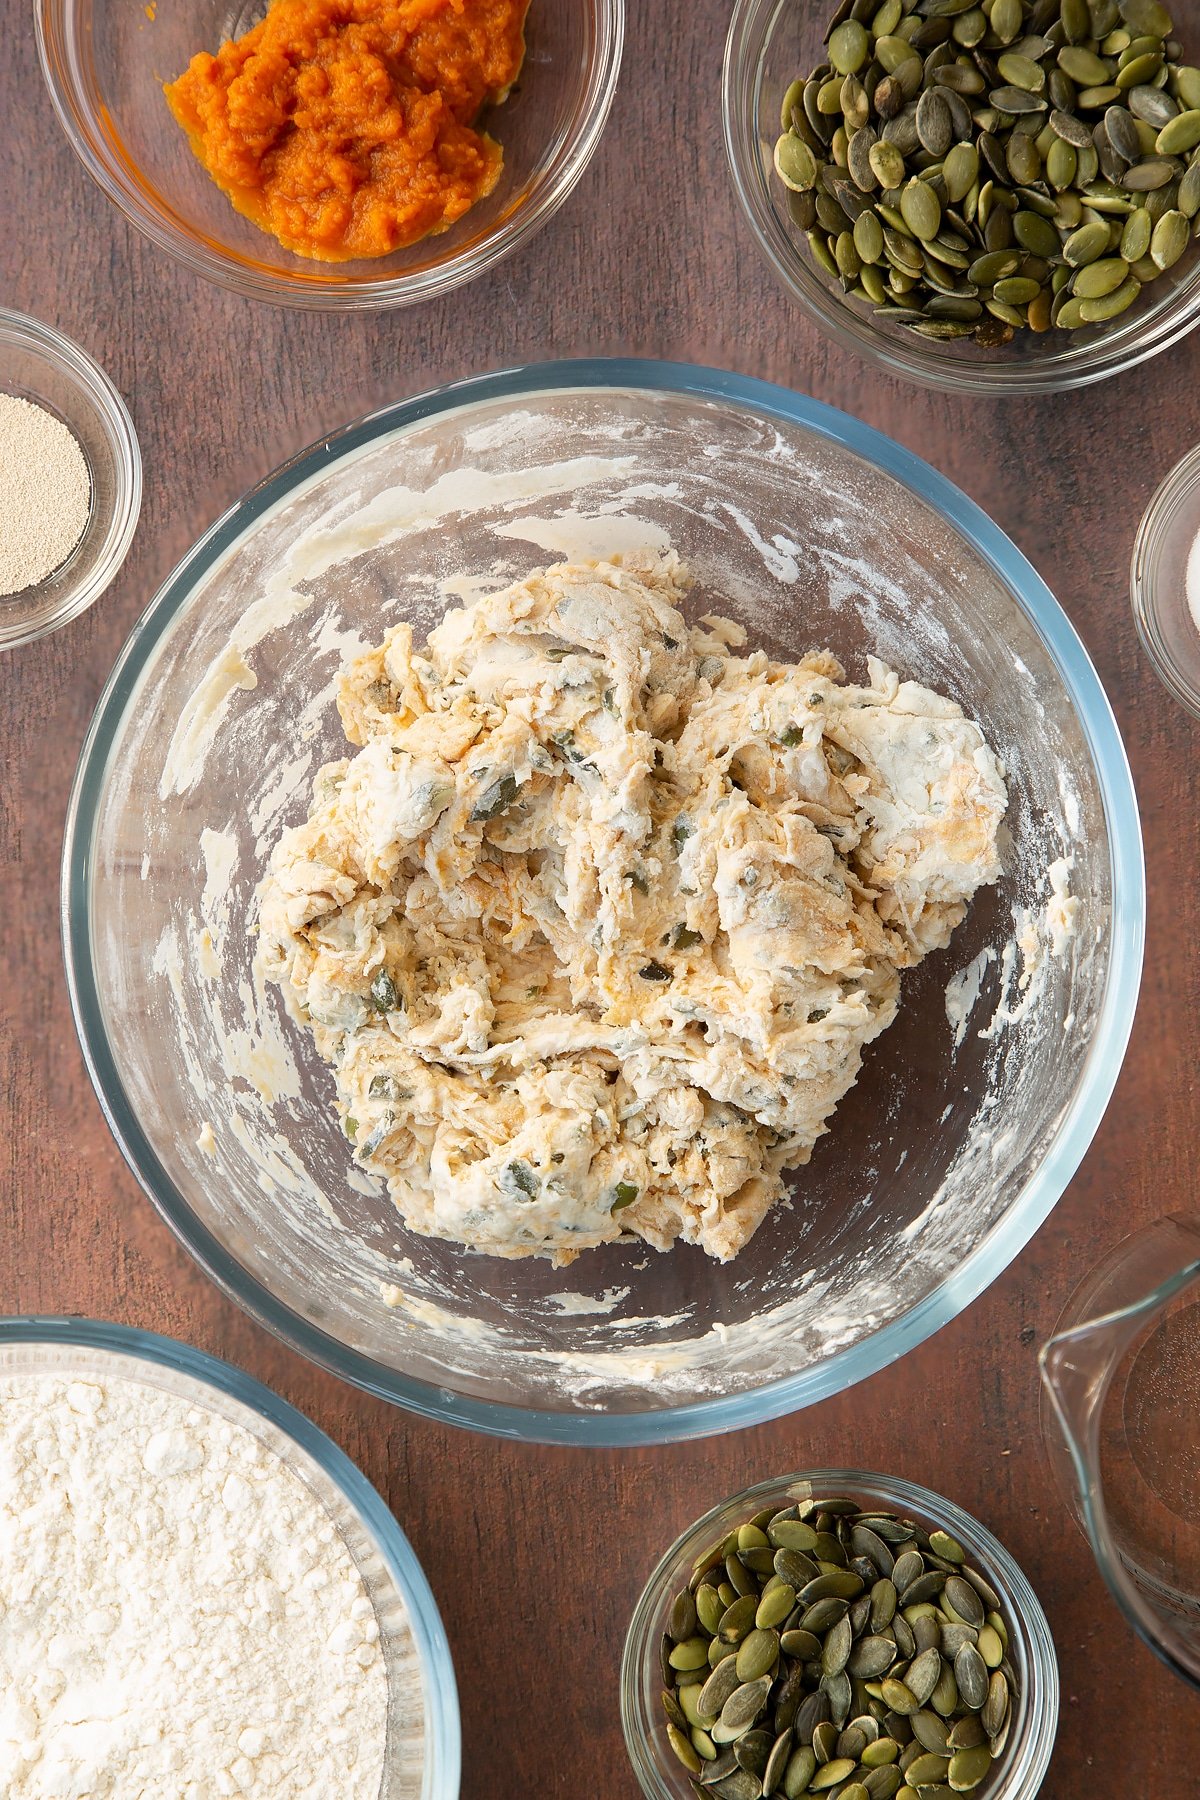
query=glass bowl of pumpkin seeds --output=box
[723,0,1200,392]
[622,1473,1058,1800]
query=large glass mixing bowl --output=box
[62,361,1144,1444]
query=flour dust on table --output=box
[0,1374,389,1798]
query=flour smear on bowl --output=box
[0,1373,389,1796]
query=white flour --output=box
[0,1375,389,1798]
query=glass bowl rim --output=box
[60,356,1145,1446]
[0,1313,462,1799]
[1130,439,1200,722]
[720,0,1200,397]
[0,306,142,649]
[34,0,626,312]
[618,1467,1059,1800]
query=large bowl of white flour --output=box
[0,1318,459,1797]
[61,361,1144,1444]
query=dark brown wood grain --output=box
[2,2,1199,1794]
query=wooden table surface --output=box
[3,1,1198,1794]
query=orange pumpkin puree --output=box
[164,0,529,262]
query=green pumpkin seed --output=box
[780,77,807,135]
[720,1596,760,1642]
[947,1745,993,1791]
[775,133,818,192]
[768,1519,819,1553]
[813,1718,839,1764]
[981,1671,1010,1740]
[943,1578,985,1628]
[682,1683,711,1728]
[1062,217,1111,264]
[1012,209,1061,255]
[668,1723,703,1774]
[721,1675,774,1734]
[864,1736,902,1767]
[1117,50,1165,91]
[1120,205,1154,257]
[671,1636,713,1671]
[891,1552,925,1596]
[1151,207,1191,266]
[1073,253,1132,295]
[900,179,943,239]
[880,1679,921,1716]
[905,1647,945,1708]
[736,1628,781,1682]
[1178,156,1200,215]
[735,1727,774,1775]
[711,1772,762,1800]
[822,1613,855,1677]
[1123,157,1178,189]
[906,1753,952,1787]
[952,1645,988,1711]
[783,1744,818,1800]
[802,1571,866,1603]
[991,0,1023,40]
[848,1633,900,1679]
[1079,271,1142,314]
[930,1664,959,1717]
[864,1771,904,1800]
[829,19,871,73]
[910,1711,950,1755]
[811,1759,859,1791]
[671,1590,700,1642]
[762,1728,794,1797]
[992,275,1042,302]
[854,210,885,263]
[1059,46,1114,86]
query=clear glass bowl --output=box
[722,0,1200,395]
[0,309,141,649]
[62,359,1144,1444]
[620,1472,1059,1800]
[1131,441,1200,721]
[36,0,623,310]
[0,1316,460,1800]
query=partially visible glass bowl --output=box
[62,360,1143,1444]
[0,309,140,649]
[722,0,1200,395]
[620,1471,1058,1800]
[36,0,623,310]
[0,1317,460,1800]
[1131,441,1200,721]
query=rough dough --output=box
[257,552,1007,1265]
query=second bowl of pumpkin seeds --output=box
[724,0,1200,392]
[621,1472,1058,1800]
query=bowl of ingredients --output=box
[37,0,623,310]
[724,0,1200,393]
[1131,438,1200,717]
[0,308,140,649]
[622,1472,1058,1800]
[0,1317,459,1798]
[62,359,1142,1444]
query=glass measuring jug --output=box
[1040,1213,1200,1688]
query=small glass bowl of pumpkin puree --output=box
[36,0,624,309]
